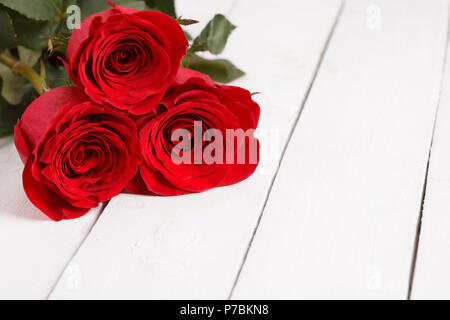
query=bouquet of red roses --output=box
[7,1,260,221]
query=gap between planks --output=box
[45,0,240,299]
[407,0,450,300]
[45,201,109,299]
[227,0,346,300]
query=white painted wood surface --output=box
[2,0,450,300]
[232,0,450,299]
[0,137,101,299]
[0,0,237,300]
[410,27,450,300]
[48,0,343,299]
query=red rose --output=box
[14,87,142,221]
[127,69,260,196]
[65,2,188,115]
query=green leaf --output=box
[184,31,192,42]
[0,0,63,21]
[0,95,22,136]
[0,77,30,137]
[145,0,175,17]
[78,0,147,20]
[40,59,50,92]
[176,18,198,26]
[42,55,73,89]
[46,64,73,88]
[0,60,27,105]
[18,46,41,67]
[9,10,60,50]
[193,14,236,55]
[0,8,16,51]
[185,54,244,83]
[77,0,109,20]
[117,1,147,11]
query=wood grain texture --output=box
[232,0,450,299]
[410,22,450,300]
[48,0,343,299]
[0,138,101,299]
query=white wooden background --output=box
[1,0,450,299]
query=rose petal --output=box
[15,87,84,154]
[23,160,90,221]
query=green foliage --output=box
[18,46,42,67]
[0,60,28,105]
[77,0,177,19]
[0,0,244,137]
[0,0,70,136]
[0,94,22,136]
[42,55,74,89]
[183,14,244,83]
[0,77,34,137]
[176,18,198,26]
[146,0,176,17]
[11,14,60,51]
[185,54,244,83]
[0,8,16,52]
[0,0,63,21]
[48,32,69,55]
[0,94,19,135]
[77,0,147,20]
[184,31,192,41]
[192,14,236,55]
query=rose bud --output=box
[65,1,188,115]
[127,69,260,196]
[14,87,142,221]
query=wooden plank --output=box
[48,0,343,299]
[410,23,450,300]
[0,137,101,299]
[0,0,238,300]
[232,0,450,299]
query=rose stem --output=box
[0,53,43,95]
